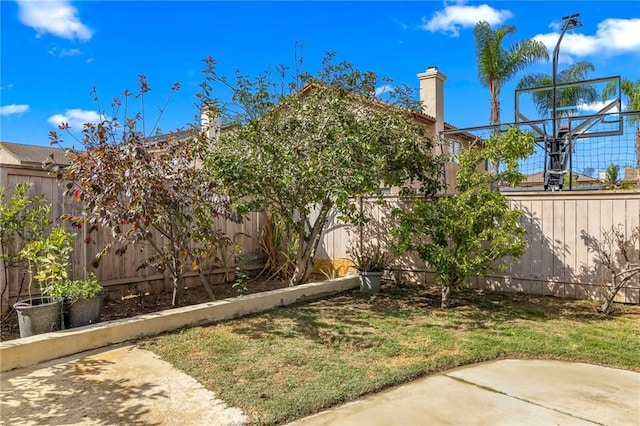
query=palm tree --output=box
[474,21,549,131]
[518,62,598,118]
[602,78,640,188]
[474,21,548,176]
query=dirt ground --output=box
[1,278,292,342]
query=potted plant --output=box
[350,244,393,294]
[13,226,73,337]
[47,275,104,328]
[1,182,50,321]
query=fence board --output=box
[4,158,640,312]
[1,165,261,313]
[315,191,640,304]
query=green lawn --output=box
[142,283,640,425]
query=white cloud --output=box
[0,83,15,91]
[48,46,83,57]
[577,101,610,113]
[0,104,30,116]
[577,101,624,113]
[375,85,394,97]
[391,18,409,30]
[48,109,101,129]
[548,20,563,32]
[421,3,513,37]
[61,48,81,57]
[534,18,640,58]
[17,0,93,41]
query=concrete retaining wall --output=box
[0,276,360,372]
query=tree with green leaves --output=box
[19,226,73,300]
[48,77,238,306]
[200,53,444,286]
[603,164,622,190]
[474,21,547,175]
[0,183,50,314]
[392,127,534,308]
[518,62,597,118]
[474,21,549,129]
[603,78,640,188]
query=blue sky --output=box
[1,1,639,148]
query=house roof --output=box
[522,170,599,184]
[1,131,198,168]
[0,141,69,167]
[141,129,193,149]
[297,83,472,140]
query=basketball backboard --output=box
[515,75,623,141]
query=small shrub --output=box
[350,245,393,272]
[47,274,103,300]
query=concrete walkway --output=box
[0,344,246,426]
[1,345,638,426]
[288,359,640,426]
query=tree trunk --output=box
[289,224,307,287]
[171,274,179,307]
[1,257,9,317]
[441,285,451,309]
[636,126,640,189]
[289,206,330,286]
[597,300,612,315]
[597,279,617,314]
[194,264,216,301]
[490,85,501,187]
[598,270,640,315]
[171,256,180,307]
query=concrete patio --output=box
[288,359,640,426]
[2,345,638,426]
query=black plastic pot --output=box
[13,297,63,338]
[64,295,104,328]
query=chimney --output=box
[201,105,220,140]
[418,66,447,134]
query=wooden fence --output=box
[314,191,640,304]
[1,164,263,314]
[3,160,639,313]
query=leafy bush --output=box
[1,182,50,309]
[47,275,102,300]
[393,128,534,308]
[20,226,74,298]
[350,245,393,272]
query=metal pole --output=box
[548,14,581,191]
[552,35,560,139]
[552,14,581,139]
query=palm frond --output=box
[474,21,494,87]
[557,61,594,82]
[503,39,549,80]
[621,79,640,111]
[493,25,518,44]
[518,62,597,118]
[517,73,550,89]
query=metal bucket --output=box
[13,297,63,338]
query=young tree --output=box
[518,62,597,118]
[200,54,444,286]
[392,127,534,308]
[603,78,640,188]
[48,78,238,306]
[603,164,622,190]
[581,225,640,315]
[0,183,50,314]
